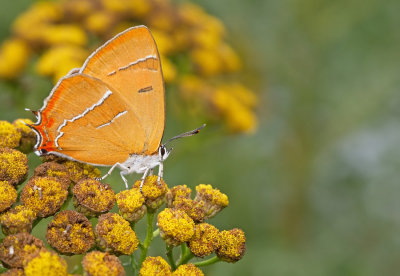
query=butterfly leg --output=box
[157,162,164,186]
[140,168,151,192]
[120,171,129,189]
[99,162,128,182]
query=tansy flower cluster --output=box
[0,0,258,134]
[0,118,246,275]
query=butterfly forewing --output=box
[80,25,165,155]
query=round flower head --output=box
[0,181,17,212]
[12,119,36,153]
[33,161,70,190]
[166,185,192,207]
[133,176,168,210]
[0,205,36,235]
[72,179,115,217]
[0,233,45,268]
[187,223,219,257]
[82,251,125,276]
[157,208,195,246]
[116,188,146,223]
[23,249,68,276]
[46,210,95,255]
[63,160,100,184]
[20,177,68,217]
[216,228,246,263]
[0,148,28,186]
[0,38,30,79]
[139,256,171,276]
[173,264,204,276]
[95,213,139,255]
[0,121,21,148]
[191,184,229,222]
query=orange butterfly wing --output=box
[80,25,165,155]
[33,74,146,165]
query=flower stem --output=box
[177,244,194,266]
[192,256,221,267]
[166,244,177,270]
[138,210,155,266]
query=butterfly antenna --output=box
[163,124,206,146]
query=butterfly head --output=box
[158,144,171,162]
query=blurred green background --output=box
[1,0,400,275]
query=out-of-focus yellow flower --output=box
[212,86,258,133]
[85,11,114,35]
[151,29,175,55]
[36,45,88,83]
[41,24,87,46]
[218,43,242,72]
[190,48,223,76]
[61,0,95,19]
[128,0,152,18]
[12,1,61,41]
[160,55,177,83]
[101,0,130,14]
[0,39,30,79]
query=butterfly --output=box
[27,25,204,188]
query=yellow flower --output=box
[216,228,246,263]
[0,205,37,235]
[116,188,146,222]
[101,0,130,14]
[187,223,219,257]
[40,24,87,46]
[212,87,258,133]
[139,256,171,276]
[173,264,204,276]
[20,177,68,217]
[0,148,28,186]
[24,250,68,276]
[132,176,168,210]
[0,121,21,148]
[151,29,175,55]
[0,39,31,79]
[160,55,177,83]
[85,11,114,35]
[46,210,95,255]
[95,213,139,255]
[82,251,125,276]
[157,208,195,246]
[128,0,152,18]
[218,43,242,72]
[36,45,88,82]
[190,48,223,76]
[0,181,17,213]
[12,1,61,41]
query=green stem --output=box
[152,228,160,239]
[131,254,139,273]
[193,256,221,267]
[177,245,194,266]
[138,211,156,266]
[166,245,177,270]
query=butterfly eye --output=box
[40,149,48,154]
[160,146,166,156]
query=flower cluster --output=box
[0,117,246,275]
[0,0,258,133]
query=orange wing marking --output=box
[107,55,158,76]
[54,90,113,149]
